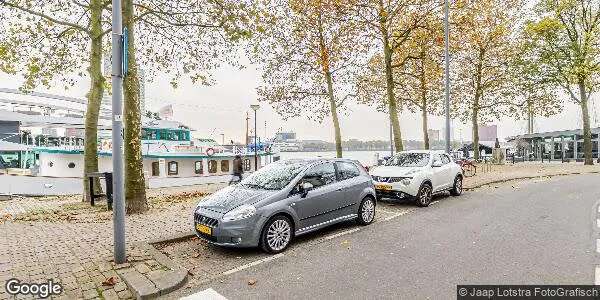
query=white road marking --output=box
[221,253,284,276]
[180,288,228,300]
[596,219,600,228]
[597,239,600,253]
[383,211,410,221]
[377,207,402,214]
[595,266,600,285]
[597,204,600,213]
[323,228,362,240]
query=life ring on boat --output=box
[205,147,215,156]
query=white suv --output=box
[370,150,463,207]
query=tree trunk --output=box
[316,6,342,158]
[122,0,148,213]
[325,73,342,158]
[527,99,534,134]
[420,64,429,150]
[422,101,429,150]
[83,0,105,201]
[579,80,593,165]
[472,52,483,161]
[378,0,403,151]
[472,105,480,161]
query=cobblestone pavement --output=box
[0,199,198,299]
[0,196,81,218]
[462,162,600,189]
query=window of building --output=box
[243,159,251,171]
[208,160,218,173]
[168,161,178,175]
[151,162,160,176]
[335,161,360,181]
[221,160,230,172]
[195,161,203,175]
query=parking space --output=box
[155,199,421,288]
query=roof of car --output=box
[396,150,446,154]
[279,158,360,164]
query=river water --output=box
[279,150,393,166]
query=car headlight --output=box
[222,204,256,222]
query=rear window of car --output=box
[336,161,361,181]
[386,153,430,167]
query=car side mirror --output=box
[299,182,314,198]
[432,160,443,168]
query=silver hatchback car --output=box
[194,158,377,253]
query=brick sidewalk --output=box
[463,162,600,189]
[0,200,197,299]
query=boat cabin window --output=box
[168,161,178,175]
[194,161,203,175]
[151,162,160,176]
[142,128,189,141]
[221,160,230,172]
[243,159,251,171]
[208,160,218,173]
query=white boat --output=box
[1,119,280,195]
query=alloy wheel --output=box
[456,178,463,194]
[420,185,432,205]
[361,198,375,223]
[266,219,291,251]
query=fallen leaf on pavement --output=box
[102,277,117,286]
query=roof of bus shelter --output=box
[507,127,600,142]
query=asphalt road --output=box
[174,173,600,299]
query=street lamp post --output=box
[111,0,126,264]
[250,104,260,171]
[444,0,451,154]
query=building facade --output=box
[508,127,600,161]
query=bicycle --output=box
[457,159,477,177]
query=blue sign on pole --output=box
[122,28,128,77]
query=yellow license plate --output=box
[196,224,212,235]
[375,184,392,191]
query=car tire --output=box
[450,175,463,196]
[357,196,376,225]
[260,215,293,254]
[415,182,433,207]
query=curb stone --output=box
[463,170,600,191]
[118,234,193,300]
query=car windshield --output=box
[240,160,307,190]
[385,153,430,167]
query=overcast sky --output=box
[1,55,598,144]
